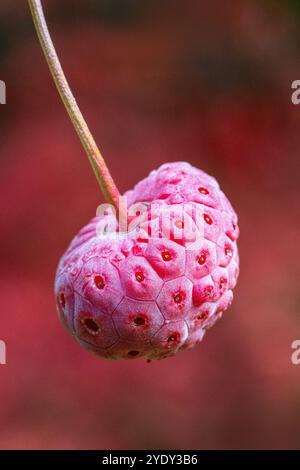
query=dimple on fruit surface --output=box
[55,162,240,360]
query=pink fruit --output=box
[29,3,240,361]
[55,162,239,360]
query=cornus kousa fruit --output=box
[29,1,239,361]
[55,162,239,360]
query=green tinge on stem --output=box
[28,0,121,211]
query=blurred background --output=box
[0,0,300,449]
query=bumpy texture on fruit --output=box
[55,162,239,360]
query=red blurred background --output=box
[0,0,300,449]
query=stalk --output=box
[28,0,121,211]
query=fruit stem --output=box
[28,0,121,211]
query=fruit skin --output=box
[55,162,239,360]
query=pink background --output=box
[0,0,300,449]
